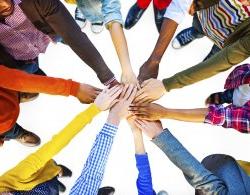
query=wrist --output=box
[148,56,161,66]
[107,112,120,126]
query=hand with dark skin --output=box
[137,18,178,83]
[76,83,102,104]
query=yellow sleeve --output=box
[237,160,250,176]
[64,0,77,4]
[4,104,100,181]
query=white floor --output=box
[0,1,250,194]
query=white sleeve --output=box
[164,0,193,24]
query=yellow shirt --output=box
[237,160,250,176]
[0,104,100,192]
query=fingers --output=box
[123,84,135,100]
[127,87,137,103]
[141,79,151,88]
[120,84,129,99]
[107,85,123,96]
[109,86,123,101]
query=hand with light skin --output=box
[107,84,137,126]
[134,120,164,139]
[127,116,146,154]
[121,70,139,87]
[94,85,123,111]
[134,79,167,104]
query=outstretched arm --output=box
[134,120,228,194]
[130,103,207,122]
[128,118,155,195]
[108,22,137,85]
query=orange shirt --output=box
[0,65,80,134]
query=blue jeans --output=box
[1,123,24,140]
[77,0,123,25]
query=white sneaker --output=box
[91,22,104,34]
[75,7,87,29]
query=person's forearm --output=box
[41,0,114,84]
[133,130,146,154]
[7,104,101,180]
[109,22,133,73]
[152,130,227,193]
[163,34,250,91]
[164,108,208,122]
[0,65,79,96]
[70,123,118,195]
[147,18,178,65]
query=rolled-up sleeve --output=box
[101,0,123,27]
[205,104,226,126]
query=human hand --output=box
[134,119,163,139]
[127,116,141,134]
[108,84,137,125]
[129,103,167,120]
[94,85,123,111]
[205,92,221,105]
[121,70,139,87]
[137,60,159,84]
[76,83,102,104]
[134,79,166,104]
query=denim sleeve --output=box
[152,129,228,194]
[100,0,123,26]
[135,154,155,195]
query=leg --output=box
[2,123,41,147]
[153,0,172,32]
[77,0,104,33]
[172,13,204,49]
[124,0,152,29]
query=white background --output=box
[0,0,249,194]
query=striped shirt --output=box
[70,123,118,195]
[197,0,250,48]
[0,0,51,60]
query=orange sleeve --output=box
[0,65,80,97]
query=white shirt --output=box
[233,84,250,107]
[164,0,193,24]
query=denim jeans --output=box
[77,0,123,25]
[1,123,23,140]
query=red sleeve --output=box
[0,65,80,97]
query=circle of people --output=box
[0,0,249,194]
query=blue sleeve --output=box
[135,153,156,195]
[152,129,228,194]
[70,123,118,195]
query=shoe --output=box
[15,127,41,147]
[172,27,203,49]
[153,6,166,33]
[58,164,72,177]
[19,92,39,103]
[91,22,104,34]
[157,190,168,195]
[75,7,87,29]
[58,180,66,192]
[203,44,221,61]
[97,186,115,195]
[125,3,146,29]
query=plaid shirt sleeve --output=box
[70,123,118,195]
[204,103,250,133]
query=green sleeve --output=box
[162,33,250,92]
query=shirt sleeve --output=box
[162,32,250,92]
[152,129,227,194]
[70,123,118,195]
[3,104,101,181]
[135,153,155,195]
[0,65,79,96]
[164,0,193,24]
[205,103,250,133]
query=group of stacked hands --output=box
[0,0,250,194]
